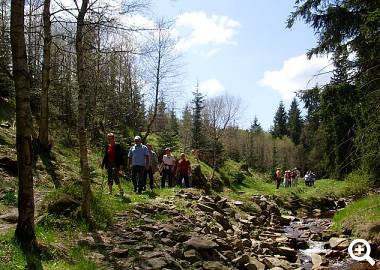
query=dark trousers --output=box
[177,174,189,188]
[276,178,281,189]
[161,168,173,188]
[132,165,145,193]
[144,166,154,190]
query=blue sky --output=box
[147,0,332,130]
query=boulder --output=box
[248,257,265,270]
[142,257,168,269]
[0,211,18,223]
[110,247,129,258]
[0,157,18,176]
[263,257,292,270]
[276,246,298,262]
[203,261,229,270]
[183,249,201,263]
[197,203,214,213]
[47,194,80,215]
[232,254,250,265]
[183,236,218,250]
[213,211,232,230]
[328,237,349,250]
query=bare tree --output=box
[204,94,241,177]
[142,19,180,142]
[10,2,41,267]
[39,0,52,150]
[75,0,92,222]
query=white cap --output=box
[134,135,141,140]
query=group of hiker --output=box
[101,133,192,195]
[274,167,315,189]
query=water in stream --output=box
[283,215,377,270]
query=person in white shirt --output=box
[161,148,176,188]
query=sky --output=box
[139,0,333,130]
[54,0,333,130]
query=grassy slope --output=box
[332,194,380,244]
[0,125,378,268]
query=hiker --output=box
[293,167,300,186]
[304,170,316,187]
[274,168,282,189]
[176,153,191,188]
[290,169,297,187]
[284,170,291,188]
[161,148,176,188]
[128,136,149,194]
[101,133,124,196]
[143,144,158,191]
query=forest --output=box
[0,0,379,269]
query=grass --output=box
[0,232,25,270]
[332,194,380,243]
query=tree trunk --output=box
[10,0,35,246]
[75,0,92,223]
[39,0,51,150]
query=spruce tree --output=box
[287,98,303,145]
[271,101,287,138]
[191,84,205,149]
[250,116,263,135]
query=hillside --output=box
[1,124,379,269]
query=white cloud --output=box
[198,79,225,96]
[175,11,240,51]
[204,48,221,57]
[259,54,333,100]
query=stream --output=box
[282,206,376,270]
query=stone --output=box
[203,261,229,270]
[242,238,252,248]
[232,254,250,265]
[263,257,292,270]
[232,239,244,251]
[47,194,80,215]
[329,237,349,250]
[183,249,201,263]
[311,254,329,267]
[0,211,18,223]
[110,247,129,258]
[213,211,232,230]
[248,257,265,270]
[222,250,235,260]
[183,236,218,250]
[276,246,297,262]
[197,203,214,213]
[143,257,168,269]
[0,157,17,175]
[161,238,175,247]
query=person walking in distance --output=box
[101,133,124,196]
[128,136,149,194]
[144,144,158,191]
[161,148,176,188]
[274,168,282,189]
[176,153,191,188]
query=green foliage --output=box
[191,86,206,149]
[271,101,288,138]
[332,194,380,242]
[287,98,303,145]
[288,0,380,181]
[0,232,26,270]
[1,189,17,206]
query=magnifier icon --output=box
[348,239,376,266]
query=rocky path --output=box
[78,190,374,270]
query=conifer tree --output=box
[287,98,303,145]
[191,84,205,149]
[271,101,287,138]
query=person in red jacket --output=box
[101,133,124,196]
[176,153,191,188]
